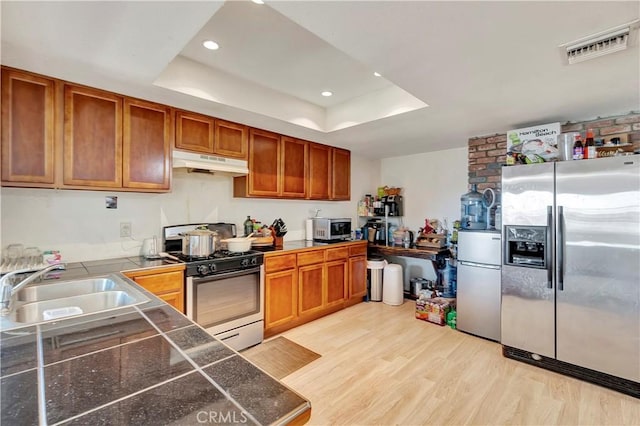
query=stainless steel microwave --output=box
[312,218,352,241]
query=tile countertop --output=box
[0,259,311,425]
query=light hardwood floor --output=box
[274,301,640,425]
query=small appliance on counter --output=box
[382,195,403,217]
[312,218,352,242]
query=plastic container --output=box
[460,184,487,230]
[383,263,404,305]
[438,258,457,298]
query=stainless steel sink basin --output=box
[1,274,150,330]
[17,278,117,302]
[13,291,137,323]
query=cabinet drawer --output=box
[326,247,348,261]
[265,253,297,273]
[297,250,325,266]
[349,243,367,257]
[130,271,183,294]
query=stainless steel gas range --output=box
[163,223,264,351]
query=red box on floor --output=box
[415,297,456,326]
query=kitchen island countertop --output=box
[0,263,311,425]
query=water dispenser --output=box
[460,184,487,230]
[504,226,547,268]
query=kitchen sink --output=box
[1,274,150,330]
[17,277,118,302]
[13,291,138,323]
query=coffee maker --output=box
[382,195,403,217]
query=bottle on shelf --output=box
[584,128,596,159]
[572,134,584,160]
[243,216,253,236]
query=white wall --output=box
[1,154,379,262]
[380,147,467,233]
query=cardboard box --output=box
[415,297,456,326]
[506,122,561,165]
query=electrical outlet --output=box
[120,222,132,238]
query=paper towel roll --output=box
[305,219,314,241]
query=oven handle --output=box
[191,266,262,283]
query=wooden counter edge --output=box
[283,404,312,426]
[120,263,186,277]
[263,240,367,257]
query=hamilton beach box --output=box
[506,122,561,165]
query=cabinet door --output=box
[298,264,324,317]
[248,128,281,196]
[175,110,214,153]
[331,148,351,200]
[349,255,367,300]
[157,291,184,313]
[1,68,56,185]
[123,269,185,313]
[326,260,347,307]
[281,136,307,198]
[123,98,171,190]
[63,85,122,187]
[214,119,248,160]
[265,269,297,330]
[308,142,331,200]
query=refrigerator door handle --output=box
[458,261,501,270]
[546,205,553,289]
[558,205,564,291]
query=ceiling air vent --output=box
[559,19,639,65]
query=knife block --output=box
[269,227,284,248]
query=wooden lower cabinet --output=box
[264,242,367,338]
[123,265,185,313]
[298,263,324,317]
[348,256,367,304]
[326,260,347,307]
[265,268,298,331]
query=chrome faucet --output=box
[0,264,66,314]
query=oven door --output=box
[186,266,264,336]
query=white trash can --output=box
[383,263,404,306]
[367,259,386,302]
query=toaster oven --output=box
[312,218,352,241]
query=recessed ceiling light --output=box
[321,91,333,97]
[203,40,220,50]
[252,0,265,4]
[373,72,381,77]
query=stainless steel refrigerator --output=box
[457,230,501,341]
[501,156,639,396]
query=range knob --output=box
[197,265,209,276]
[209,264,217,273]
[250,257,258,266]
[241,258,250,267]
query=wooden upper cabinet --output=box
[175,110,214,153]
[123,98,172,190]
[214,119,248,160]
[1,68,56,185]
[331,148,351,200]
[247,128,281,196]
[63,85,122,187]
[281,136,307,198]
[308,142,331,200]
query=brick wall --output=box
[467,111,640,191]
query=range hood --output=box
[172,150,249,176]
